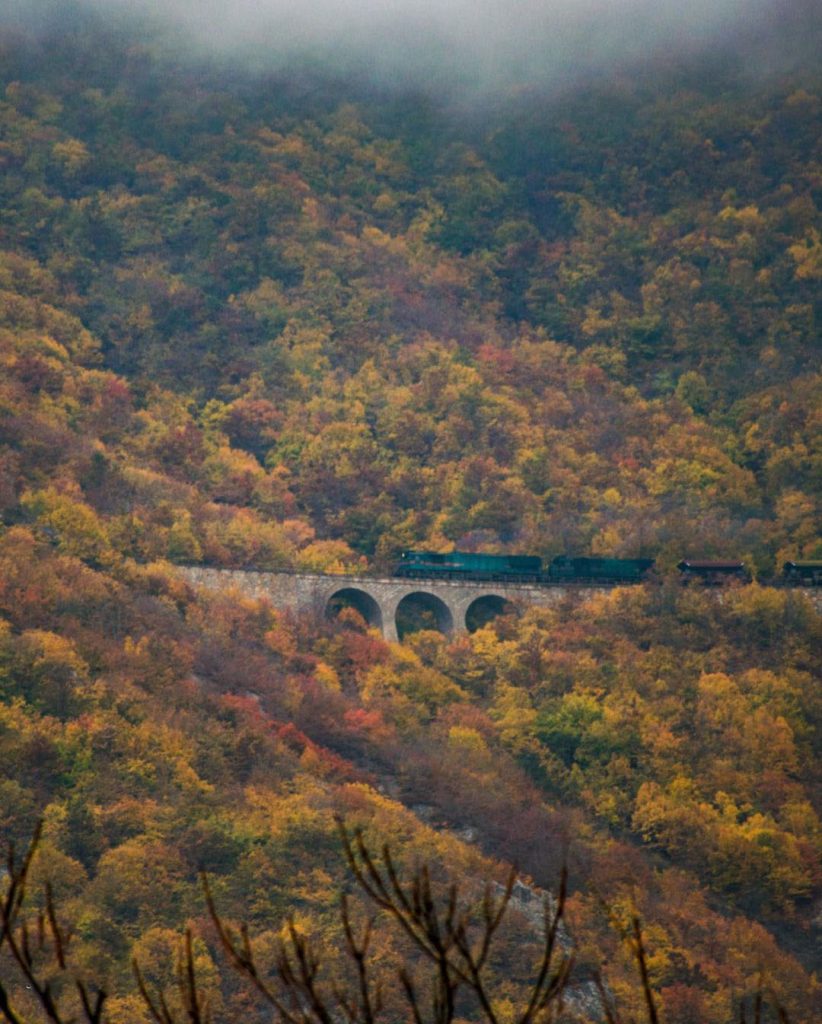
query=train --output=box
[393,551,822,586]
[394,551,654,584]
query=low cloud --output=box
[1,1,802,92]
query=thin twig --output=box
[630,918,658,1024]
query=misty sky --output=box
[1,1,796,90]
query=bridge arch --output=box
[465,594,515,632]
[326,587,383,632]
[395,591,454,640]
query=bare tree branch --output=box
[0,824,106,1024]
[630,918,658,1024]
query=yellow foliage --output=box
[21,486,113,563]
[103,995,153,1024]
[27,838,88,899]
[489,998,517,1024]
[447,725,488,754]
[489,681,537,752]
[580,305,612,336]
[19,628,88,680]
[296,539,365,574]
[243,785,327,843]
[52,137,90,172]
[718,204,764,230]
[265,617,298,659]
[313,660,341,693]
[361,654,467,715]
[788,229,822,280]
[167,509,202,562]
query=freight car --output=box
[394,550,543,582]
[782,561,822,586]
[546,555,655,584]
[677,560,750,584]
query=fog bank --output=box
[3,0,801,92]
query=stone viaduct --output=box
[176,567,601,642]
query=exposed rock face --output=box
[491,877,607,1021]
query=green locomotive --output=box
[782,561,822,586]
[546,555,654,583]
[394,551,543,581]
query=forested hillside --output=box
[0,4,820,1021]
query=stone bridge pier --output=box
[175,567,592,641]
